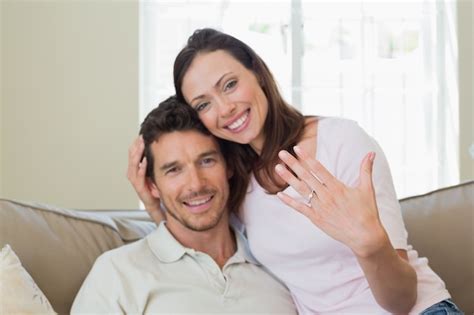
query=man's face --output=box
[149,130,231,232]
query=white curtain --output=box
[140,0,459,198]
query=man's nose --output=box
[187,167,206,191]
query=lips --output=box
[183,195,214,214]
[224,109,250,132]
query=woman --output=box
[128,28,460,314]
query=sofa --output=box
[0,181,473,314]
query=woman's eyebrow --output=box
[190,72,233,104]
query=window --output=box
[140,0,459,198]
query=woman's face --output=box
[181,50,269,153]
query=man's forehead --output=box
[151,130,221,160]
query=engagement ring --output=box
[307,190,316,204]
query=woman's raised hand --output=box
[275,146,389,258]
[127,136,164,224]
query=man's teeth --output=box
[227,111,249,130]
[186,196,212,206]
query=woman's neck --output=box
[249,135,264,155]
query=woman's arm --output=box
[127,136,165,224]
[275,147,417,313]
[357,244,417,314]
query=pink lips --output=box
[183,195,214,214]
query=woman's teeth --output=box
[227,111,249,130]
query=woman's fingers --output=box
[277,150,328,198]
[358,152,375,192]
[127,136,145,181]
[293,146,338,189]
[127,136,152,199]
[137,156,147,186]
[277,191,321,223]
[275,163,313,197]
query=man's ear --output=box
[147,177,161,199]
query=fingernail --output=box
[370,152,376,162]
[275,164,284,173]
[294,146,301,154]
[278,150,288,159]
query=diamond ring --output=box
[307,190,317,204]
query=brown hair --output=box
[139,95,248,213]
[173,28,306,192]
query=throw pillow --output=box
[0,244,56,314]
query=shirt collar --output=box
[229,214,260,266]
[147,219,260,266]
[147,221,187,263]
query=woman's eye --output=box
[224,80,237,91]
[195,102,209,112]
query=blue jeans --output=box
[420,299,463,315]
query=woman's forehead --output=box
[181,51,244,95]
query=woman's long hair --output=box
[174,28,306,198]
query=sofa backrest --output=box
[0,199,155,315]
[400,180,473,314]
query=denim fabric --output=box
[420,299,463,315]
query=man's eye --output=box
[201,158,216,166]
[224,80,237,91]
[166,167,179,174]
[195,102,210,112]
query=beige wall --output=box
[458,0,474,181]
[1,0,139,209]
[0,0,3,197]
[0,1,472,209]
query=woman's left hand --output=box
[275,146,389,258]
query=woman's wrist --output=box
[352,221,392,259]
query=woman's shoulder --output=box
[317,116,370,145]
[315,117,379,184]
[317,116,361,134]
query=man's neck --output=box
[166,215,236,269]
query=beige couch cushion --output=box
[0,199,155,315]
[0,244,56,314]
[400,180,474,314]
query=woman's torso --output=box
[240,117,450,314]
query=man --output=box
[71,97,296,314]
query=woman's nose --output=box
[216,95,236,118]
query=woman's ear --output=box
[147,178,161,199]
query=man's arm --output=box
[71,255,125,314]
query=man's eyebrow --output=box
[159,161,179,172]
[190,72,232,104]
[198,150,219,159]
[158,149,220,172]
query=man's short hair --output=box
[140,96,211,181]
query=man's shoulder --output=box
[95,233,153,267]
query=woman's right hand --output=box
[127,136,164,224]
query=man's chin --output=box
[166,204,227,233]
[182,215,223,232]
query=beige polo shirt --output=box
[71,221,296,314]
